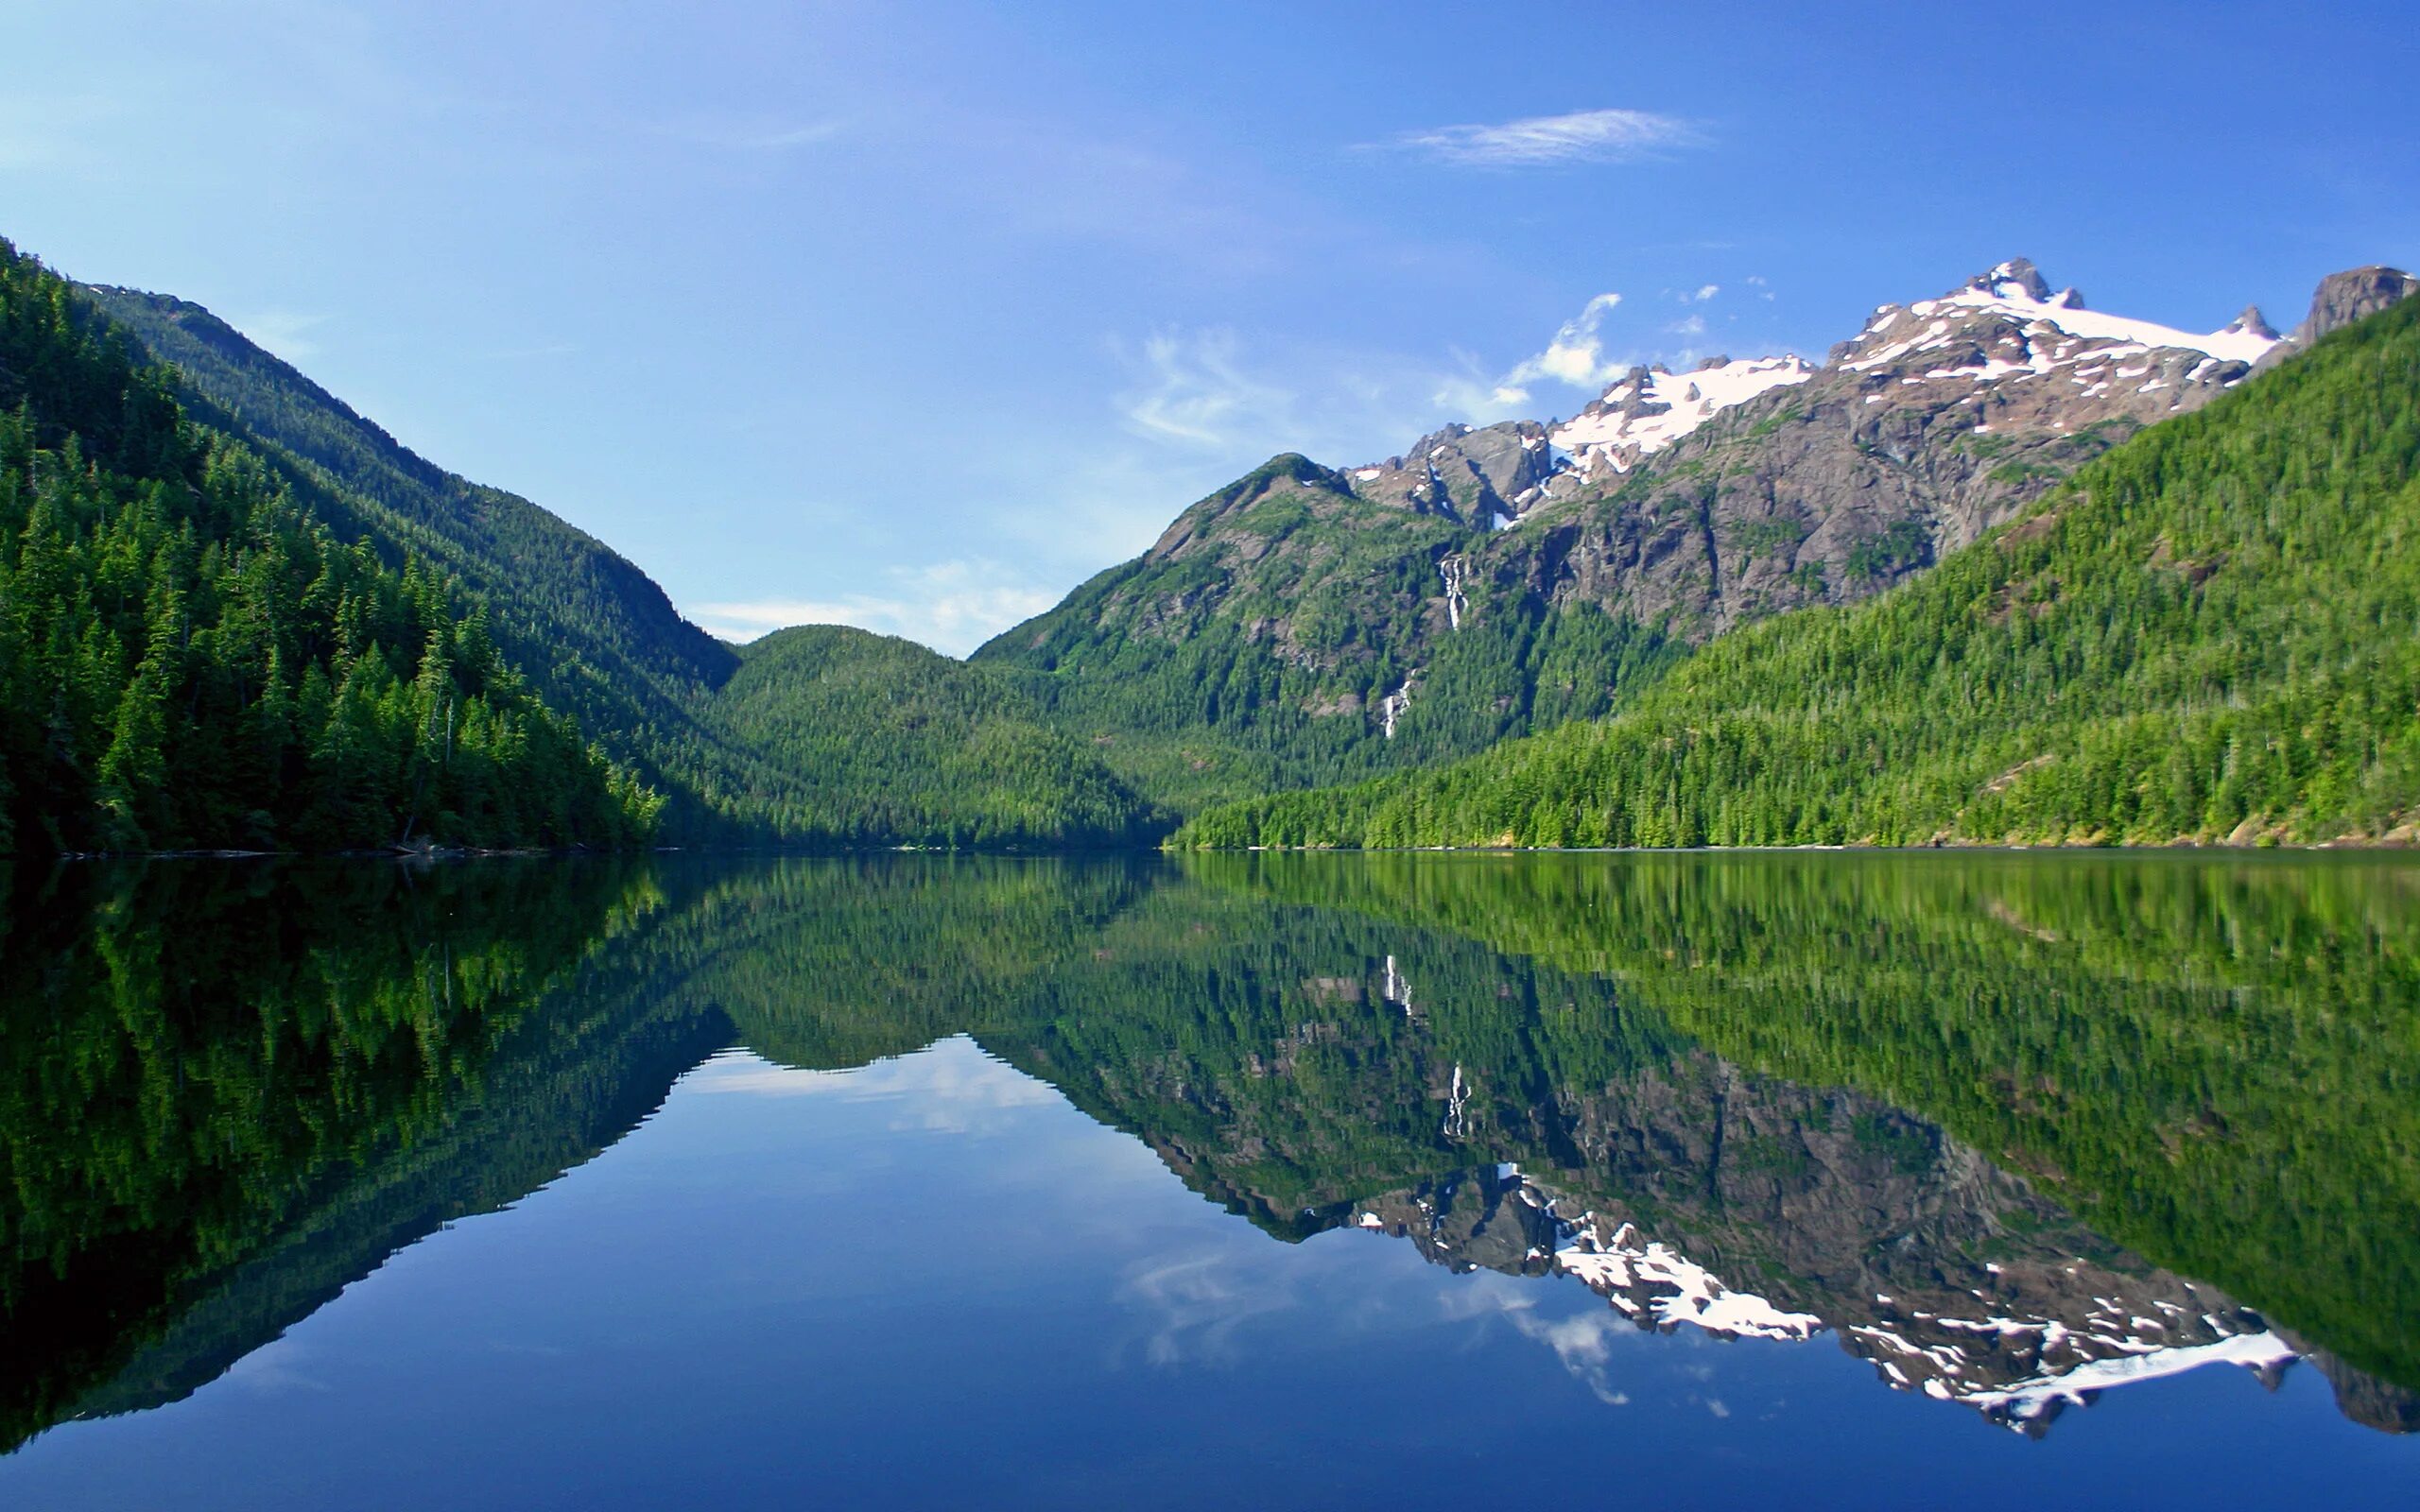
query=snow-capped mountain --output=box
[975,256,2416,792]
[1551,354,1817,479]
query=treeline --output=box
[1176,296,2420,850]
[0,239,661,852]
[77,282,762,841]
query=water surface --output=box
[2,851,2414,1507]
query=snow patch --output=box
[1555,1219,1822,1341]
[1961,1332,2297,1427]
[1548,355,1814,472]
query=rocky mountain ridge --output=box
[978,257,2415,810]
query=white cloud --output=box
[684,1039,1064,1135]
[689,558,1060,657]
[1680,284,1720,303]
[1111,326,1467,467]
[1670,314,1707,336]
[1484,292,1628,404]
[1118,1252,1303,1366]
[1387,108,1705,168]
[1442,1275,1635,1405]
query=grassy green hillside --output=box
[714,625,1160,848]
[1178,297,2420,850]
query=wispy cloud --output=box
[1679,284,1720,303]
[1111,326,1457,468]
[1386,108,1705,168]
[1116,328,1299,450]
[689,558,1059,657]
[222,308,330,364]
[652,114,846,153]
[1118,1253,1303,1366]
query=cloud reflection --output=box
[1442,1274,1634,1405]
[1116,1252,1304,1367]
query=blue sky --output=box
[5,1,2415,653]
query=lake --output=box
[2,850,2415,1508]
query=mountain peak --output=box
[2226,304,2279,341]
[2294,266,2420,344]
[2253,265,2418,371]
[1968,258,2055,303]
[1952,259,2088,311]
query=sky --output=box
[4,1,2415,655]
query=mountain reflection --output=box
[3,851,2414,1452]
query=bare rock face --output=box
[2255,266,2420,369]
[2226,303,2280,342]
[1329,1055,2419,1439]
[1341,420,1555,527]
[1498,257,2296,639]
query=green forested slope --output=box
[0,240,659,852]
[712,625,1159,847]
[73,283,795,840]
[975,455,1682,814]
[0,858,684,1448]
[76,278,1164,849]
[1179,298,2420,850]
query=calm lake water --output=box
[2,851,2415,1508]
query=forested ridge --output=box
[1177,296,2420,850]
[974,454,1684,813]
[0,239,661,853]
[36,221,2420,854]
[78,275,1163,850]
[0,858,687,1449]
[9,854,2416,1443]
[712,625,1159,848]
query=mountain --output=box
[71,268,1160,849]
[981,258,2405,815]
[0,238,658,852]
[713,625,1159,848]
[72,282,791,842]
[1175,288,2420,850]
[44,232,2413,851]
